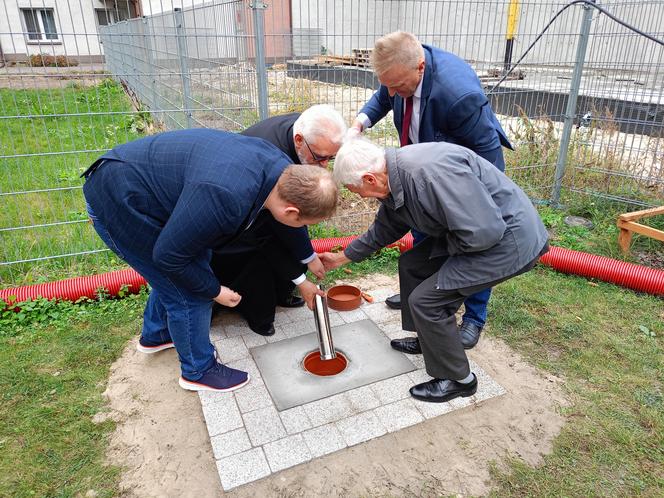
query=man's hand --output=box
[345,121,363,140]
[319,251,351,271]
[214,286,242,307]
[307,254,326,280]
[297,279,325,310]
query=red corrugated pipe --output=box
[1,234,662,308]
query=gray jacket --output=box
[344,142,549,290]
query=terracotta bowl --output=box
[326,285,362,311]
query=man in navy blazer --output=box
[350,31,513,350]
[83,129,337,392]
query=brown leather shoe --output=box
[409,375,477,403]
[390,336,422,354]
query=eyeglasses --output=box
[303,138,335,164]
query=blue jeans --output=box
[411,229,490,328]
[87,203,216,380]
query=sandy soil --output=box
[100,275,569,497]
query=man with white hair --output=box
[320,138,548,403]
[210,105,347,335]
[349,31,513,350]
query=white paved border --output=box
[201,288,506,491]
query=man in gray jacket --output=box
[320,138,548,402]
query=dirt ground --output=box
[99,275,569,497]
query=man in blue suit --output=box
[83,129,338,393]
[349,31,512,351]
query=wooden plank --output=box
[617,220,664,242]
[618,205,664,222]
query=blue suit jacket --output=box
[360,45,512,171]
[83,129,307,299]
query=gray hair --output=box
[371,31,424,76]
[293,104,347,146]
[333,138,386,186]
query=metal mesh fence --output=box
[1,0,662,286]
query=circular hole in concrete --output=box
[302,351,348,376]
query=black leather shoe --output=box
[250,323,275,336]
[390,337,422,354]
[277,295,305,308]
[385,293,402,310]
[409,375,478,403]
[460,321,483,349]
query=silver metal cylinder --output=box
[313,284,336,360]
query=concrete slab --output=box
[251,320,417,411]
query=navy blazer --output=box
[360,45,512,170]
[83,129,295,299]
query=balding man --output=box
[84,129,338,392]
[350,31,512,349]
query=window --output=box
[22,8,58,41]
[95,8,114,26]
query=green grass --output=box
[0,290,148,498]
[0,80,145,287]
[488,267,663,496]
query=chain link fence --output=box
[1,0,662,286]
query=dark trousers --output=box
[210,245,304,331]
[399,237,545,380]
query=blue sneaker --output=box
[179,362,250,392]
[137,336,175,354]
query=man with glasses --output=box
[209,105,347,336]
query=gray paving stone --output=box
[215,311,244,327]
[266,326,290,343]
[216,447,271,491]
[224,322,253,337]
[202,396,243,437]
[327,312,345,327]
[263,434,312,472]
[370,373,413,404]
[243,406,287,446]
[242,332,267,349]
[273,310,292,325]
[235,383,273,413]
[408,368,431,385]
[198,389,234,408]
[282,318,316,338]
[210,428,252,460]
[279,406,312,435]
[408,354,426,369]
[302,423,347,458]
[303,394,354,427]
[365,288,396,303]
[373,399,424,432]
[363,303,400,324]
[339,308,368,323]
[226,356,262,381]
[412,396,457,419]
[209,323,226,341]
[214,336,250,364]
[343,385,381,412]
[336,411,387,446]
[283,306,313,322]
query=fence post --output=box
[551,0,594,206]
[142,16,157,113]
[250,0,269,120]
[174,8,194,128]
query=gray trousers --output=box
[399,238,545,380]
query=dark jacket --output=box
[360,45,512,170]
[242,112,301,164]
[83,129,294,299]
[344,142,548,290]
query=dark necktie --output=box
[400,96,413,147]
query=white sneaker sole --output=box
[136,341,175,354]
[178,374,251,392]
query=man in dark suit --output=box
[349,31,513,350]
[83,129,338,392]
[210,105,347,336]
